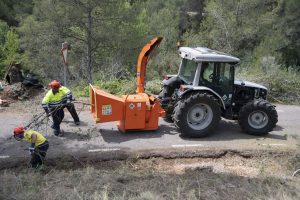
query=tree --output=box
[0,0,34,26]
[276,0,300,69]
[19,0,146,84]
[0,20,9,77]
[0,24,23,78]
[141,0,186,78]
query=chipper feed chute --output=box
[89,37,165,132]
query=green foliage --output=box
[236,56,300,104]
[181,0,300,103]
[0,0,299,104]
[0,20,9,77]
[74,78,162,97]
[17,0,147,84]
[145,79,162,95]
[2,30,21,65]
[0,27,24,78]
[0,0,34,26]
[73,83,90,97]
[0,20,9,44]
[74,78,136,97]
[276,0,300,69]
[97,79,136,95]
[142,0,185,78]
[18,14,63,83]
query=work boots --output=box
[53,130,63,137]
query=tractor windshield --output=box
[178,59,197,84]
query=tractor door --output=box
[199,62,234,106]
[178,58,198,85]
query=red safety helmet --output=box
[14,126,25,135]
[48,80,61,89]
[13,126,25,141]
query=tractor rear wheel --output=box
[173,93,221,137]
[238,100,278,136]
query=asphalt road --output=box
[0,104,299,162]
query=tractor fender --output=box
[178,86,226,110]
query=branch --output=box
[292,169,300,177]
[64,33,87,43]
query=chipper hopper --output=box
[89,37,165,132]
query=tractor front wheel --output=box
[173,93,221,138]
[238,100,278,136]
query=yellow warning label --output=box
[102,104,112,115]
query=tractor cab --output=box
[162,47,240,109]
[178,58,236,107]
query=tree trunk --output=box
[87,8,93,83]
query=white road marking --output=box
[172,144,204,148]
[262,143,286,146]
[0,155,10,159]
[88,148,121,152]
[277,110,284,113]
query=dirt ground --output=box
[0,151,299,200]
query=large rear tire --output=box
[173,93,221,138]
[238,100,278,136]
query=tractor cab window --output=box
[216,63,232,88]
[178,59,198,84]
[199,62,234,104]
[200,62,232,86]
[201,62,214,84]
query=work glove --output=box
[29,147,35,154]
[29,143,35,154]
[44,108,51,117]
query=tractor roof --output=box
[179,47,240,63]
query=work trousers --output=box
[64,103,79,123]
[50,107,64,132]
[30,141,49,168]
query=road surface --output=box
[0,104,299,167]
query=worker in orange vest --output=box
[13,126,49,169]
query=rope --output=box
[73,101,90,116]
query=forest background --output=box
[0,0,299,103]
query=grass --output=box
[1,160,299,200]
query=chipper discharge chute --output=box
[90,37,165,132]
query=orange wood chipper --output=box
[89,37,165,132]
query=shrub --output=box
[73,78,163,98]
[236,56,300,104]
[73,79,136,97]
[145,79,162,95]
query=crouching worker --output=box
[13,127,49,169]
[42,80,80,136]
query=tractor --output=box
[158,47,278,137]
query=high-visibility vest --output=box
[24,130,47,147]
[42,86,72,109]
